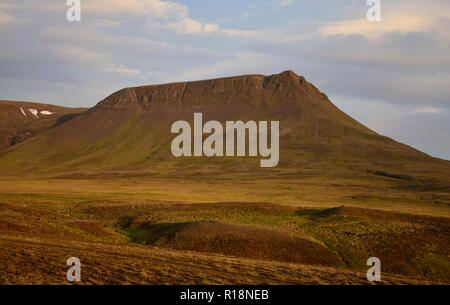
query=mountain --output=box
[0,100,86,150]
[0,71,448,182]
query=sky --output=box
[0,0,449,159]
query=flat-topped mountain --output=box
[96,71,369,135]
[0,71,448,182]
[98,70,326,109]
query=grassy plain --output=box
[0,175,448,284]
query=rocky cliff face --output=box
[97,71,322,109]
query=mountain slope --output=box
[0,71,448,181]
[0,100,86,150]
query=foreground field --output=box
[0,177,449,284]
[1,234,440,285]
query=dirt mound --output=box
[117,218,342,266]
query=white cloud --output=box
[411,107,444,114]
[319,1,450,39]
[221,29,265,39]
[84,0,186,17]
[319,15,432,39]
[82,0,221,35]
[167,18,220,34]
[3,0,221,36]
[105,63,143,77]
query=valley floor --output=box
[0,177,449,284]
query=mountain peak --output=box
[279,70,300,78]
[266,70,304,83]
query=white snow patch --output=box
[28,108,39,118]
[40,110,55,115]
[20,107,27,117]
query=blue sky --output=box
[0,0,449,159]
